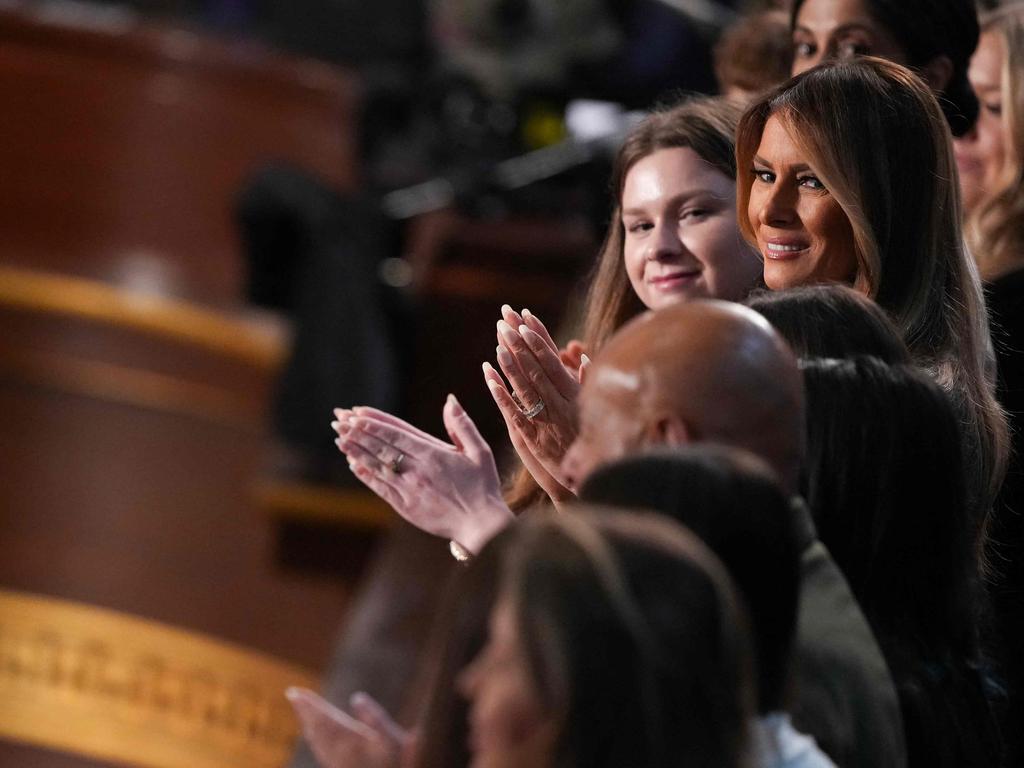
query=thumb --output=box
[578,354,592,385]
[350,691,408,744]
[286,687,375,740]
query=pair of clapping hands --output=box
[332,305,588,555]
[287,687,412,768]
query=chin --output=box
[762,268,804,292]
[651,287,708,309]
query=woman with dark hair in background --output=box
[800,357,999,768]
[745,284,910,364]
[736,57,1008,544]
[789,0,980,136]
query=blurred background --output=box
[0,0,761,765]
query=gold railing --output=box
[0,589,316,767]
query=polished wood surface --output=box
[0,3,358,306]
[0,589,317,768]
[0,289,350,666]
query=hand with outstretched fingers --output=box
[286,687,414,768]
[332,395,514,554]
[486,306,590,496]
[497,305,587,382]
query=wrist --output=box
[456,495,514,555]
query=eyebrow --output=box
[752,155,813,173]
[621,189,728,216]
[794,22,878,37]
[972,80,1001,94]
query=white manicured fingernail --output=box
[522,308,532,318]
[581,354,591,365]
[497,320,517,341]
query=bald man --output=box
[560,301,906,768]
[562,300,804,494]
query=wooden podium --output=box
[0,4,361,765]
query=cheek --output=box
[691,222,760,300]
[473,678,546,756]
[981,125,1007,181]
[623,239,646,292]
[746,189,763,236]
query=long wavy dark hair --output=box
[801,356,1000,767]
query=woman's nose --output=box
[759,184,797,227]
[646,222,683,260]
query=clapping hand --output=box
[287,688,412,768]
[332,395,514,555]
[484,305,590,502]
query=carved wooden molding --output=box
[0,589,316,767]
[0,266,286,369]
[0,346,266,428]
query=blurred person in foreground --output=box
[292,508,755,768]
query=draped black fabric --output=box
[986,266,1024,766]
[238,165,405,473]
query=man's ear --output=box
[921,55,953,93]
[645,414,692,447]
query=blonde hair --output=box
[507,96,744,510]
[966,3,1024,281]
[736,57,1008,523]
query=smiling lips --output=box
[764,239,809,260]
[649,270,701,289]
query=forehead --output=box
[622,147,733,207]
[969,31,1004,90]
[755,115,807,161]
[795,0,877,32]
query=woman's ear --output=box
[922,55,954,93]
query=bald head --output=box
[562,301,804,493]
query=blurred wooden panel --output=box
[0,274,356,766]
[0,3,359,306]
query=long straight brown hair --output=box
[736,57,1008,524]
[506,96,744,511]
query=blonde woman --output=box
[954,5,1024,764]
[736,56,1009,542]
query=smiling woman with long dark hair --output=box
[736,57,1008,543]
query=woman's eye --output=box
[799,175,826,190]
[985,101,1003,117]
[681,208,709,221]
[794,41,814,58]
[626,221,653,233]
[838,40,870,58]
[752,169,775,184]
